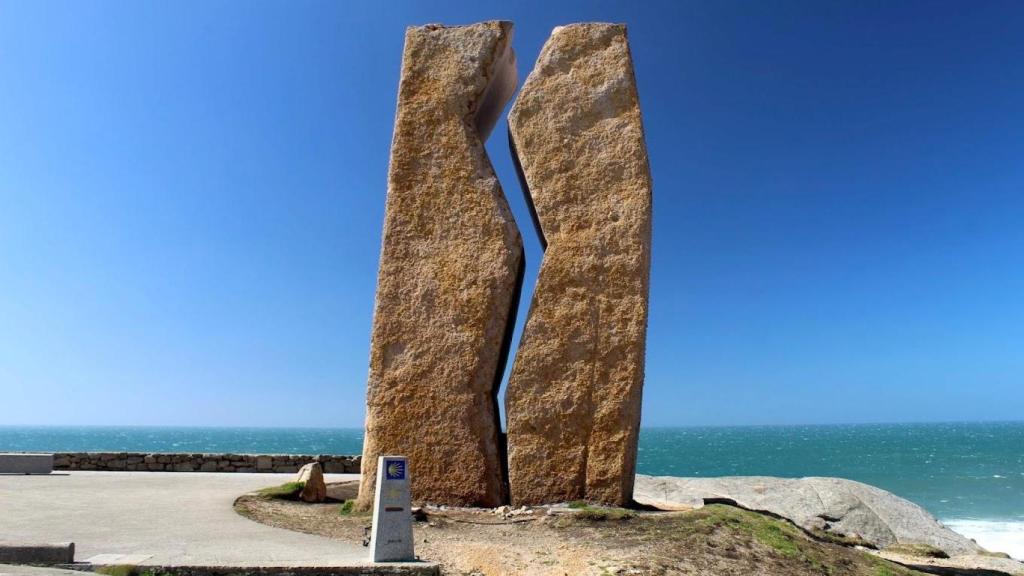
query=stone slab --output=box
[0,543,73,565]
[358,21,523,509]
[368,456,414,562]
[0,454,53,475]
[505,23,653,506]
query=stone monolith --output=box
[505,23,652,506]
[357,21,522,509]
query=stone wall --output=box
[52,452,361,474]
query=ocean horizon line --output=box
[2,419,1023,431]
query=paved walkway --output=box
[0,471,421,570]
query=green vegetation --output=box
[96,567,135,576]
[884,543,949,559]
[567,502,636,521]
[256,481,305,500]
[811,528,876,548]
[870,556,923,576]
[96,566,173,576]
[337,499,370,517]
[693,505,803,558]
[654,505,923,575]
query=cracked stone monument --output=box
[357,21,523,509]
[505,23,653,506]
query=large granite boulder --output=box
[357,21,522,509]
[505,23,653,506]
[634,475,984,557]
[296,462,326,503]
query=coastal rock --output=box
[296,462,327,503]
[878,549,1024,576]
[633,475,985,557]
[505,23,653,506]
[357,21,522,509]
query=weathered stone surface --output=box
[633,475,985,557]
[297,462,327,503]
[505,23,652,506]
[357,21,522,509]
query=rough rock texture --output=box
[357,21,522,509]
[879,549,1024,576]
[296,462,327,503]
[634,475,985,557]
[505,23,652,506]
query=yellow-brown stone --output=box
[357,21,522,509]
[505,23,652,506]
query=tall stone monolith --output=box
[357,21,523,509]
[505,23,652,506]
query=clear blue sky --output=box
[2,1,1023,428]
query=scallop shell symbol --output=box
[386,460,405,479]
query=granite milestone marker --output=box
[357,21,523,509]
[368,455,415,562]
[505,23,653,506]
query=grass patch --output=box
[576,506,635,521]
[97,567,135,576]
[563,501,635,521]
[256,481,305,500]
[337,499,371,517]
[884,543,949,559]
[870,556,923,576]
[688,505,803,558]
[811,528,876,548]
[96,566,172,576]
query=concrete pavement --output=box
[0,471,434,573]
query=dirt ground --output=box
[234,481,926,576]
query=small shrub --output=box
[337,499,370,517]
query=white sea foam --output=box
[944,519,1024,561]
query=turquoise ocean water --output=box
[3,422,1022,556]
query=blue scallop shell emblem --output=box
[384,459,405,480]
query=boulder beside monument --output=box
[505,23,653,506]
[357,21,522,510]
[296,462,327,503]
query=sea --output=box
[2,421,1021,559]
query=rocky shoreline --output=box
[634,474,1023,575]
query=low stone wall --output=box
[52,452,361,474]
